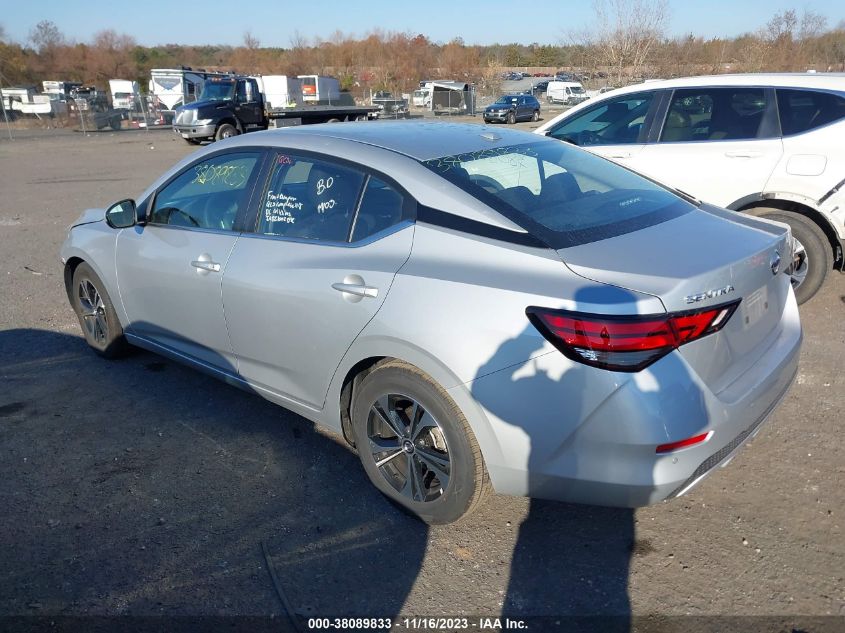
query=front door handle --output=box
[607,152,632,159]
[191,254,221,275]
[332,282,378,298]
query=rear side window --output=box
[258,154,365,242]
[422,141,693,248]
[660,87,768,142]
[351,178,406,242]
[777,89,845,135]
[548,92,654,146]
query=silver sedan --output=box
[61,122,801,524]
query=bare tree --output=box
[583,0,670,85]
[29,20,64,53]
[89,30,137,81]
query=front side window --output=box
[258,154,365,242]
[660,87,767,142]
[149,152,260,230]
[548,92,654,146]
[422,141,693,248]
[777,88,845,136]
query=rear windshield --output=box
[421,141,694,248]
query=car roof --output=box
[592,73,845,96]
[253,121,550,162]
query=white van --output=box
[546,81,588,106]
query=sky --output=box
[2,0,843,47]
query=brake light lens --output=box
[526,301,740,372]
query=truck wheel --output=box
[215,123,238,141]
[746,207,832,304]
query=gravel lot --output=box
[1,125,843,631]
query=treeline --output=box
[1,8,844,96]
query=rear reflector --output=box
[526,300,740,372]
[656,431,713,453]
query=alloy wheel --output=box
[366,393,451,503]
[77,279,108,345]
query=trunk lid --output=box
[557,206,793,392]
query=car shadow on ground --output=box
[0,325,689,629]
[0,328,425,623]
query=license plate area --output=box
[742,284,769,328]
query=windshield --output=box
[200,81,235,101]
[571,86,585,94]
[494,96,517,105]
[421,141,694,248]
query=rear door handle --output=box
[725,150,763,158]
[332,282,378,298]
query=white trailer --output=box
[42,81,82,99]
[149,68,232,121]
[2,87,65,117]
[297,75,341,103]
[252,75,303,109]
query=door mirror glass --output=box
[105,199,137,229]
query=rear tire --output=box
[215,123,238,141]
[532,110,539,122]
[746,207,831,304]
[351,360,490,524]
[71,262,129,358]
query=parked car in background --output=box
[535,73,845,303]
[61,122,801,524]
[532,81,550,95]
[483,94,541,124]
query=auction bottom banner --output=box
[0,616,844,632]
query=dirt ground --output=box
[0,125,843,632]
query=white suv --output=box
[536,73,845,303]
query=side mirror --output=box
[105,199,137,229]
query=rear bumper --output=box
[455,289,802,507]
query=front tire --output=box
[351,360,490,524]
[532,110,539,122]
[507,111,516,125]
[746,208,831,304]
[215,123,238,141]
[71,262,128,358]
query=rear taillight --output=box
[526,301,740,372]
